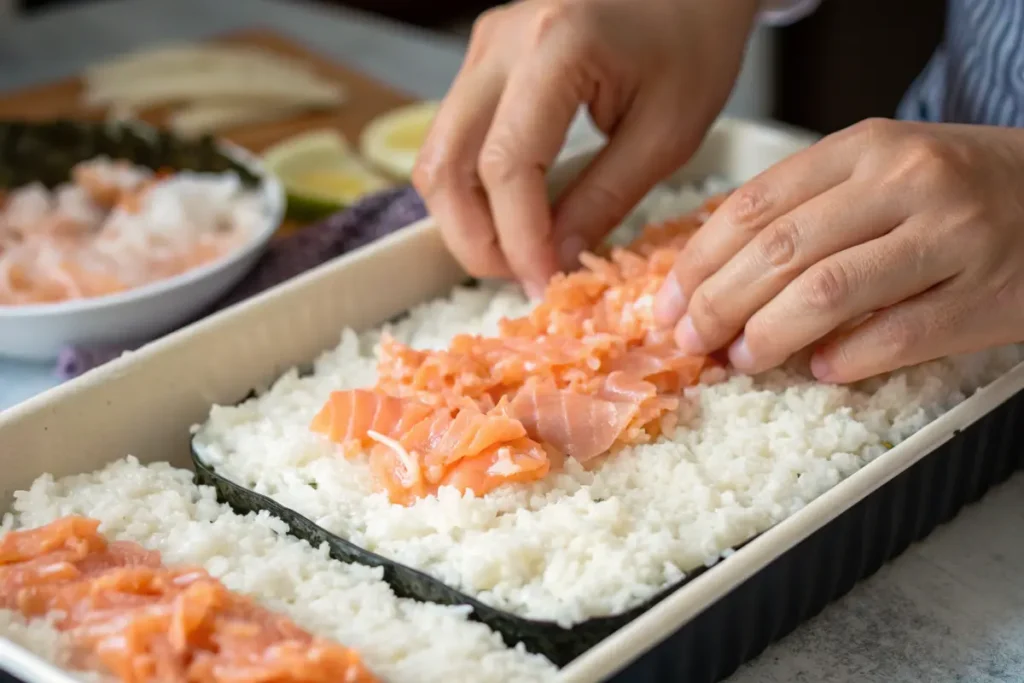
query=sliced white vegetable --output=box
[84,74,346,110]
[83,45,311,87]
[79,42,350,136]
[168,101,311,137]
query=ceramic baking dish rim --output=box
[0,117,1020,683]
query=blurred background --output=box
[9,0,945,134]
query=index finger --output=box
[653,126,870,327]
[413,66,510,280]
[476,49,588,296]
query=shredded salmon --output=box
[0,158,260,306]
[310,196,729,504]
[0,516,379,683]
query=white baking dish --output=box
[1,117,1022,683]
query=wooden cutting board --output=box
[0,28,415,155]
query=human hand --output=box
[654,119,1024,383]
[412,0,760,297]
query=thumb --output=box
[551,94,706,269]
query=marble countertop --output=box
[1,1,1022,681]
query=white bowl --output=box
[0,134,286,361]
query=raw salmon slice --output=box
[0,517,378,683]
[311,198,725,504]
[310,389,433,447]
[501,380,635,464]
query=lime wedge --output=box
[360,101,440,180]
[262,129,352,172]
[262,129,393,220]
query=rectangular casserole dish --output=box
[1,117,1022,683]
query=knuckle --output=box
[410,155,436,196]
[671,244,708,293]
[466,7,505,64]
[757,216,800,268]
[470,6,504,43]
[689,287,724,334]
[801,261,851,311]
[574,181,630,218]
[477,139,519,186]
[848,117,900,145]
[890,134,960,189]
[528,0,584,46]
[847,119,902,177]
[411,150,462,198]
[877,315,923,357]
[725,181,773,233]
[678,241,708,274]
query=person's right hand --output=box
[412,0,761,297]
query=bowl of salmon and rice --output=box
[0,119,285,361]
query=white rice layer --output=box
[192,183,1024,627]
[193,283,1024,627]
[0,458,557,683]
[0,612,104,683]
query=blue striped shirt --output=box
[765,0,1024,126]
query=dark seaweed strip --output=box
[185,273,731,667]
[0,119,262,190]
[190,437,749,667]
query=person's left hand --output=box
[652,118,1024,383]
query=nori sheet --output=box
[185,276,755,667]
[190,438,728,667]
[0,119,260,190]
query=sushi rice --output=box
[2,179,1021,681]
[0,458,558,682]
[191,181,1024,627]
[0,612,102,682]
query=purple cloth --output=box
[55,186,427,379]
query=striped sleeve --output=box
[759,0,822,26]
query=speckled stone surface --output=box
[727,473,1024,683]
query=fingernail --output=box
[559,235,586,272]
[810,352,833,381]
[728,335,755,371]
[655,276,687,326]
[674,315,706,354]
[524,280,546,300]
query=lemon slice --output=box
[262,128,354,171]
[262,129,393,220]
[359,101,439,180]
